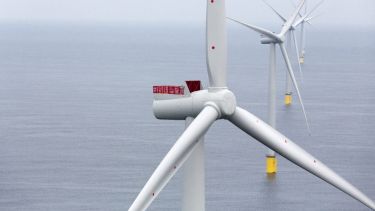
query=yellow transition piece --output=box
[299,57,305,64]
[284,94,292,105]
[266,156,277,174]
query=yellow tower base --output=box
[266,156,277,174]
[284,94,292,105]
[299,57,304,64]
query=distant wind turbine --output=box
[298,0,324,63]
[262,0,323,106]
[282,0,325,64]
[228,0,310,173]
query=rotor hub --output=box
[202,88,237,118]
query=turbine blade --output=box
[263,0,287,22]
[279,43,310,133]
[207,0,227,87]
[129,106,219,211]
[280,0,305,36]
[292,30,304,81]
[226,17,279,41]
[292,14,308,28]
[289,0,306,18]
[305,16,314,22]
[306,0,324,18]
[229,107,375,210]
[305,12,324,23]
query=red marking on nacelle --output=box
[211,0,214,3]
[211,46,215,50]
[153,85,184,95]
[185,80,201,93]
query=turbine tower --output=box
[228,0,309,173]
[128,1,375,210]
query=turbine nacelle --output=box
[153,86,236,120]
[260,36,277,44]
[260,34,284,44]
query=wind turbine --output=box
[281,0,325,64]
[227,0,309,173]
[298,0,324,63]
[128,0,375,210]
[260,0,323,107]
[263,0,305,80]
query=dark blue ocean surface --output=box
[0,23,374,210]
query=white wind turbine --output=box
[263,0,305,79]
[128,0,375,210]
[267,0,324,105]
[255,0,323,107]
[287,0,325,64]
[299,0,324,63]
[227,0,309,173]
